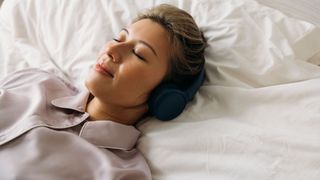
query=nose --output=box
[105,40,131,64]
[105,45,120,64]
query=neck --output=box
[85,96,148,125]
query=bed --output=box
[1,0,320,179]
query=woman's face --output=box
[85,19,170,108]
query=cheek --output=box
[119,64,164,93]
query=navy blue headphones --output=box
[148,68,205,121]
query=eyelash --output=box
[112,38,145,61]
[112,38,120,42]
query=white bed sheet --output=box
[1,0,320,179]
[257,0,320,27]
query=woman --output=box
[0,4,206,180]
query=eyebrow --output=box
[121,28,158,57]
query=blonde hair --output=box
[133,4,206,87]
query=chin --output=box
[84,72,97,94]
[84,79,94,95]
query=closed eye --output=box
[113,38,146,61]
[113,38,121,42]
[132,49,146,61]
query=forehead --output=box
[128,19,171,60]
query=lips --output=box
[95,61,114,78]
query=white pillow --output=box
[1,0,320,86]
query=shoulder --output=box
[0,68,77,92]
[1,68,59,82]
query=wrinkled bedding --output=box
[1,0,320,179]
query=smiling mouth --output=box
[95,63,114,78]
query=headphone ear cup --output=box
[147,69,205,121]
[148,84,188,121]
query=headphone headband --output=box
[185,68,205,101]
